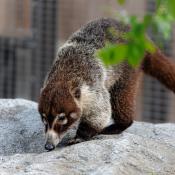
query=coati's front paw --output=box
[76,122,99,140]
[67,122,100,146]
[67,137,85,145]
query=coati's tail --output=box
[142,49,175,93]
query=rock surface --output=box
[0,99,175,175]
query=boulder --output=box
[0,99,175,175]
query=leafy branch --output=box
[97,0,175,67]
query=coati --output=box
[38,18,175,151]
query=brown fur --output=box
[102,65,141,134]
[143,49,175,93]
[38,82,81,136]
[38,18,175,149]
[102,48,175,135]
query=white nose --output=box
[45,129,60,147]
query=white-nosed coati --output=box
[38,18,175,151]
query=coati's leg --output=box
[69,87,111,144]
[102,69,141,134]
[67,119,100,145]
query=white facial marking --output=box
[58,113,65,117]
[46,129,60,146]
[42,113,47,117]
[61,118,68,125]
[70,112,78,119]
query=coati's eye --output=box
[57,115,65,121]
[56,113,68,125]
[42,118,48,126]
[41,113,48,126]
[74,88,81,99]
[42,113,47,118]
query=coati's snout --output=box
[43,112,80,151]
[38,83,82,150]
[40,112,80,151]
[39,93,81,150]
[45,142,55,151]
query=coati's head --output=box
[38,83,81,151]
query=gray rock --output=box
[0,99,175,175]
[0,99,45,156]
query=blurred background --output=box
[0,0,174,123]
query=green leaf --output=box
[112,44,127,64]
[156,0,162,9]
[144,39,156,53]
[143,15,153,28]
[97,0,175,67]
[127,42,145,67]
[167,0,175,18]
[96,43,127,66]
[117,0,125,5]
[153,7,174,39]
